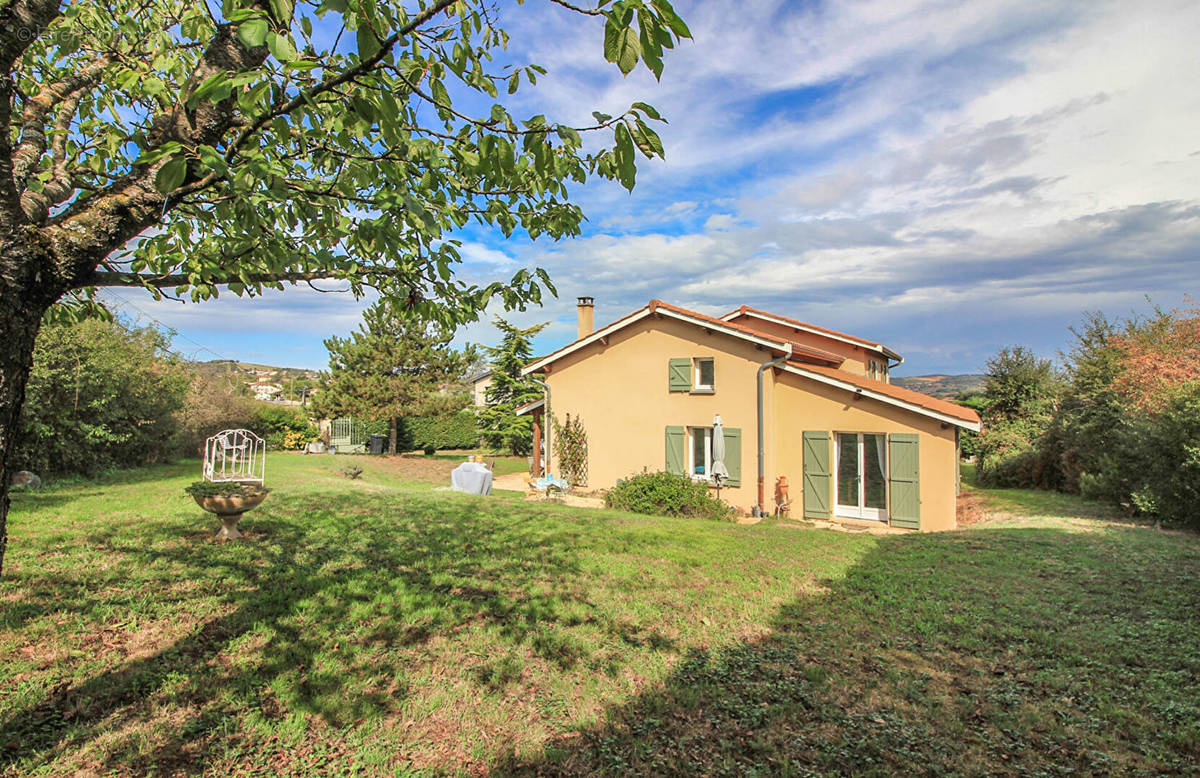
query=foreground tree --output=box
[477,316,546,454]
[0,0,690,575]
[311,301,473,451]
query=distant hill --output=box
[892,374,985,399]
[192,360,320,381]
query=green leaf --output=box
[197,146,228,176]
[604,14,641,75]
[631,101,664,122]
[630,119,665,158]
[154,156,188,193]
[237,18,269,48]
[507,72,519,94]
[315,0,346,16]
[356,25,381,59]
[268,32,297,61]
[613,123,636,191]
[269,0,295,24]
[430,79,450,107]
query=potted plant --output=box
[185,481,270,539]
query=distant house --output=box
[519,298,980,531]
[250,382,282,401]
[468,370,493,408]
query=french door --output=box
[835,432,888,520]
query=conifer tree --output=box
[478,318,548,455]
[312,302,474,452]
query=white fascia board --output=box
[521,308,654,375]
[514,398,545,416]
[654,307,790,353]
[780,364,981,432]
[521,306,791,376]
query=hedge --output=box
[350,411,480,451]
[399,411,479,451]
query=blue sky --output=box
[105,0,1200,375]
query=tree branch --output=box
[83,267,374,290]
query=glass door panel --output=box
[836,432,860,511]
[862,433,887,519]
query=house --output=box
[468,370,493,408]
[250,382,282,401]
[518,298,981,531]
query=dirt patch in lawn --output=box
[363,454,464,484]
[955,489,989,527]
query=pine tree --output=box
[312,303,474,452]
[478,318,549,455]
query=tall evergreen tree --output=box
[312,302,474,453]
[478,318,548,455]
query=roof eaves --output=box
[781,362,981,431]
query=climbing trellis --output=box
[552,413,588,488]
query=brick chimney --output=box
[576,296,595,339]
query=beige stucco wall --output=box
[538,315,959,530]
[472,376,492,408]
[541,314,774,512]
[724,314,886,377]
[772,372,960,531]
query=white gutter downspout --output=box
[531,377,550,474]
[756,344,792,517]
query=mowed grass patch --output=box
[0,454,867,775]
[516,488,1200,776]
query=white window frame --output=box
[833,431,889,521]
[686,426,713,481]
[693,357,715,393]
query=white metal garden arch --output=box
[203,429,266,484]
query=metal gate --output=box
[330,417,367,454]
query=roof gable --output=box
[722,306,903,362]
[522,300,843,375]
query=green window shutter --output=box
[723,427,742,487]
[668,358,692,392]
[665,426,685,475]
[802,431,831,519]
[888,433,920,529]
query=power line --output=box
[103,290,231,363]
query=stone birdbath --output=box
[185,481,270,539]
[191,429,269,539]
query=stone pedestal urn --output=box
[192,490,269,539]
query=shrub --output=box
[184,481,269,498]
[401,411,478,451]
[252,405,317,450]
[604,470,730,521]
[15,318,188,477]
[175,369,256,457]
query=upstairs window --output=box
[694,358,715,392]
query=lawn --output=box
[1,454,1198,776]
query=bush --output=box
[395,411,478,451]
[251,405,318,450]
[15,318,188,477]
[175,369,256,457]
[604,471,731,520]
[1121,385,1200,527]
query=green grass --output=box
[1,455,1198,776]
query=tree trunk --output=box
[0,289,51,578]
[389,416,398,455]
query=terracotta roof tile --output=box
[728,305,885,349]
[787,361,981,425]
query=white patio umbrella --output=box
[710,414,729,489]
